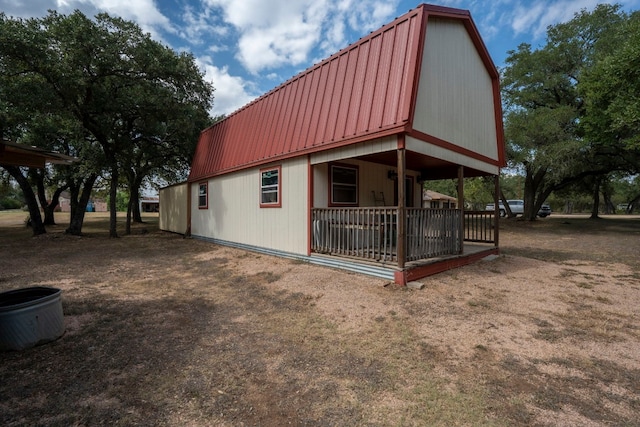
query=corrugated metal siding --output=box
[191,157,309,254]
[159,183,188,234]
[405,136,499,176]
[189,7,425,182]
[412,17,500,162]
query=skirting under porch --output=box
[192,235,499,285]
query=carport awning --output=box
[0,141,77,168]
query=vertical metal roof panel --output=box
[188,4,503,182]
[267,85,284,158]
[344,41,369,137]
[249,89,267,159]
[328,52,350,141]
[369,27,395,130]
[385,16,412,125]
[334,47,359,140]
[305,62,328,148]
[316,58,338,145]
[356,35,381,133]
[300,67,322,148]
[400,13,424,124]
[258,88,277,160]
[291,72,311,151]
[285,76,305,153]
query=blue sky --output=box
[2,0,639,117]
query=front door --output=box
[393,176,414,207]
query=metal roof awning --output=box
[0,141,77,168]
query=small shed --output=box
[140,196,159,213]
[163,4,505,284]
[422,190,457,209]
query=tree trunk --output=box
[130,181,142,223]
[32,170,54,225]
[499,190,514,217]
[590,177,601,219]
[627,194,640,214]
[603,194,615,214]
[4,166,46,236]
[522,166,547,221]
[601,178,615,214]
[564,200,573,214]
[125,197,132,235]
[108,167,119,238]
[66,174,97,235]
[33,172,69,226]
[132,196,142,222]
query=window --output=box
[330,164,358,206]
[198,182,208,209]
[260,166,281,207]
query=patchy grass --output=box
[499,215,640,268]
[0,212,639,426]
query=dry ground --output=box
[0,211,639,426]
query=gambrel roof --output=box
[189,3,504,182]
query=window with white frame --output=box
[330,164,358,206]
[260,166,281,207]
[198,182,208,209]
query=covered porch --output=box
[310,206,498,283]
[309,141,502,284]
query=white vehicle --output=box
[485,200,551,217]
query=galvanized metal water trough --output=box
[0,286,64,351]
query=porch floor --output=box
[309,243,499,284]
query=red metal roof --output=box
[189,4,500,182]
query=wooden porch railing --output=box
[312,207,473,263]
[406,208,461,261]
[312,208,398,262]
[463,211,495,243]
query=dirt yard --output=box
[0,211,639,426]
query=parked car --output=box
[537,204,552,217]
[485,200,551,217]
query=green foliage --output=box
[580,12,640,152]
[0,197,22,210]
[501,4,638,220]
[0,10,214,235]
[425,177,496,210]
[112,191,130,212]
[424,179,456,197]
[104,190,129,212]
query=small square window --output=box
[260,166,281,208]
[198,182,208,209]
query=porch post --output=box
[397,148,406,270]
[457,166,464,254]
[494,173,500,247]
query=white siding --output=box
[191,156,309,255]
[406,136,499,175]
[413,17,499,161]
[313,159,420,208]
[310,136,397,165]
[159,183,188,234]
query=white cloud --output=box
[66,0,174,36]
[0,0,174,39]
[197,59,258,116]
[508,0,632,38]
[0,0,54,18]
[205,0,399,74]
[179,4,229,45]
